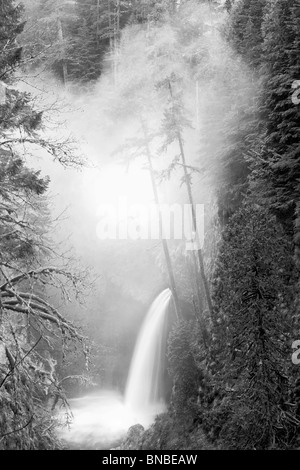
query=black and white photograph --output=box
[0,0,299,452]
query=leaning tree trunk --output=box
[168,81,214,321]
[141,119,181,319]
[57,16,68,87]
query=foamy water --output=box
[57,390,134,448]
[56,389,164,449]
[58,290,171,449]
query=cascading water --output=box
[124,288,172,427]
[57,289,172,448]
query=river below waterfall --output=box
[58,290,171,449]
[57,389,165,450]
[57,390,132,449]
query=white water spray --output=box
[125,288,172,426]
[57,289,172,447]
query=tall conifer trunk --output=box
[57,16,68,87]
[168,81,214,321]
[141,119,181,319]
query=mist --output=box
[8,0,260,450]
[16,0,258,396]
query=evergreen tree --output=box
[0,1,90,449]
[209,204,294,449]
[0,0,24,81]
[227,0,266,68]
[20,0,77,84]
[258,0,300,257]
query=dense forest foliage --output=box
[0,0,300,450]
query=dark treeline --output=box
[146,0,300,450]
[21,0,183,84]
[0,0,300,450]
[0,0,92,450]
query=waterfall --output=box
[124,288,172,427]
[57,289,173,447]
